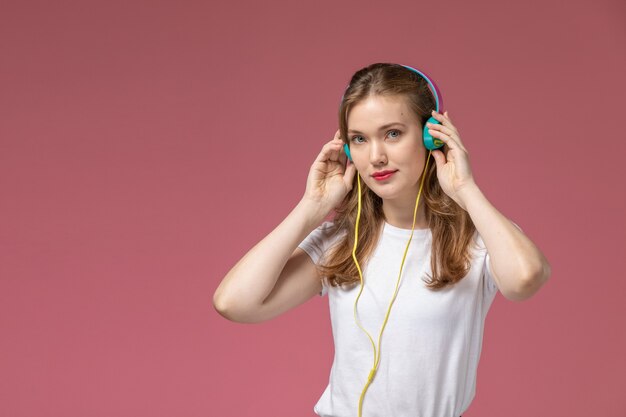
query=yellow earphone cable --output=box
[351,149,433,417]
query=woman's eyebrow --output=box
[348,122,407,134]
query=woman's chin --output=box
[369,186,401,200]
[370,183,420,202]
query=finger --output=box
[431,110,446,122]
[426,121,467,153]
[427,128,466,153]
[326,132,342,146]
[334,132,349,165]
[331,130,343,148]
[315,140,343,163]
[431,149,446,171]
[430,111,458,133]
[338,142,347,166]
[315,130,347,164]
[442,112,459,136]
[431,110,456,130]
[343,159,357,189]
[426,123,465,149]
[426,122,456,137]
[325,142,342,162]
[329,139,346,161]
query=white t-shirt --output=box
[298,220,512,417]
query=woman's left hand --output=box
[427,110,477,211]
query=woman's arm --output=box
[459,183,552,301]
[214,132,356,320]
[424,110,550,301]
[212,198,329,320]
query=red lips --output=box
[372,170,397,177]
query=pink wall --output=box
[1,0,625,416]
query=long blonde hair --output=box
[317,62,477,291]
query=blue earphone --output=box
[342,64,445,162]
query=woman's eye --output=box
[351,136,364,143]
[388,129,401,138]
[351,130,401,143]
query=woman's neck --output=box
[382,198,429,230]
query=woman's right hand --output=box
[303,129,357,211]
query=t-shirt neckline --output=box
[383,220,431,237]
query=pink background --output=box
[1,0,625,416]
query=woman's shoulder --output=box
[311,220,348,243]
[298,220,346,263]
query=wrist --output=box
[457,182,487,214]
[296,197,332,227]
[457,181,481,201]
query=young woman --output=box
[213,62,551,417]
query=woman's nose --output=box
[370,143,388,165]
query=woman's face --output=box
[346,94,427,203]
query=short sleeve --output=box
[297,221,341,297]
[477,220,523,296]
[484,251,498,295]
